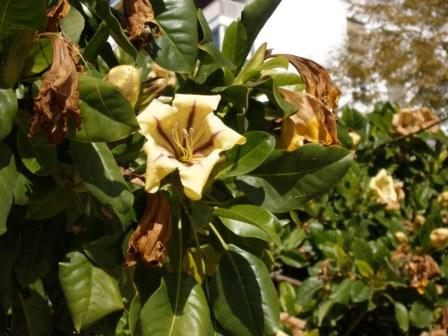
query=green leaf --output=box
[25,184,69,220]
[0,0,47,40]
[409,301,432,329]
[22,37,53,76]
[341,107,367,131]
[279,282,296,315]
[140,273,212,336]
[217,131,275,179]
[11,290,51,336]
[214,205,281,246]
[3,31,34,87]
[59,251,124,332]
[71,142,133,220]
[394,302,409,332]
[16,110,57,176]
[15,222,59,286]
[83,234,122,267]
[210,244,280,336]
[82,0,137,59]
[222,21,248,69]
[72,74,138,142]
[239,0,281,64]
[234,43,267,84]
[0,230,20,288]
[61,6,85,43]
[0,144,17,235]
[83,22,109,63]
[152,0,198,73]
[350,281,373,303]
[329,279,353,305]
[0,85,18,141]
[236,144,353,213]
[354,259,375,279]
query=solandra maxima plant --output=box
[0,0,352,334]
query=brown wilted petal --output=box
[405,255,440,294]
[47,0,70,32]
[123,0,161,47]
[30,36,81,144]
[272,54,341,112]
[279,89,338,151]
[124,193,172,267]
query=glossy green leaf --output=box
[210,244,280,336]
[222,21,248,69]
[238,0,281,65]
[329,279,353,304]
[0,0,47,39]
[82,0,137,59]
[217,131,275,178]
[72,74,138,142]
[15,222,59,286]
[140,273,211,336]
[214,205,280,246]
[59,251,124,331]
[83,22,109,63]
[236,144,353,213]
[152,0,198,73]
[61,6,85,43]
[83,234,122,267]
[16,110,57,176]
[350,281,373,303]
[0,86,18,141]
[394,302,409,332]
[71,142,133,219]
[0,144,17,235]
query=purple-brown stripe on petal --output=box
[186,101,196,130]
[155,118,175,153]
[193,130,223,155]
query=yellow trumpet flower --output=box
[137,94,245,200]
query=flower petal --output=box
[172,94,221,131]
[179,150,221,200]
[144,140,180,193]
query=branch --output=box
[372,114,448,151]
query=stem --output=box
[271,271,302,286]
[208,223,228,251]
[343,310,367,336]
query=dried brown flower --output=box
[30,36,81,144]
[279,90,338,150]
[392,107,440,136]
[124,193,172,267]
[46,0,70,32]
[123,0,161,47]
[405,255,440,294]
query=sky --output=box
[254,0,348,67]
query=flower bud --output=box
[394,231,408,243]
[414,214,426,226]
[348,131,361,146]
[430,228,448,248]
[437,191,448,208]
[105,65,141,108]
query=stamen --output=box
[170,123,195,163]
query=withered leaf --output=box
[273,54,341,112]
[124,193,172,267]
[279,89,338,151]
[30,36,81,144]
[47,0,70,33]
[123,0,161,47]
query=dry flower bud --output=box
[124,193,172,267]
[430,228,448,249]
